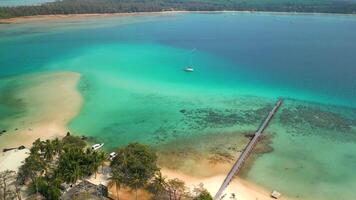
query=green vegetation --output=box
[109,142,214,200]
[0,0,356,19]
[17,135,106,200]
[110,143,158,200]
[193,187,213,200]
[11,136,212,200]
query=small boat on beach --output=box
[109,152,117,160]
[184,66,194,72]
[91,143,104,150]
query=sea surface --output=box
[0,12,355,200]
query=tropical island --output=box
[1,0,356,19]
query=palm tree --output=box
[131,174,141,200]
[98,151,106,173]
[149,171,167,199]
[109,170,123,200]
[68,162,82,184]
[31,139,43,155]
[90,150,100,178]
[19,154,47,195]
[52,138,62,154]
[43,139,55,161]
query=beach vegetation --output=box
[1,0,356,19]
[146,171,167,200]
[29,177,61,200]
[165,178,190,200]
[192,184,213,200]
[147,174,192,200]
[110,142,159,200]
[108,169,123,200]
[17,136,106,200]
[14,138,211,200]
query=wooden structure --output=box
[213,99,283,200]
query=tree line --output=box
[0,0,356,19]
[0,135,213,200]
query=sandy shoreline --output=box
[0,71,82,171]
[154,131,292,200]
[1,10,355,24]
[161,168,276,200]
[0,11,180,24]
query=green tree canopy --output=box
[111,143,159,200]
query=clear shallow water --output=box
[0,13,355,200]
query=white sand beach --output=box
[162,168,278,200]
[0,149,30,172]
[0,71,82,172]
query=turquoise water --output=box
[0,13,355,200]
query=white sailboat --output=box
[183,48,196,72]
[184,66,194,72]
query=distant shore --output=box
[1,10,355,24]
[0,11,178,24]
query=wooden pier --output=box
[213,99,283,200]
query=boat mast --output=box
[189,48,196,66]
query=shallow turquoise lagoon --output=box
[0,13,355,200]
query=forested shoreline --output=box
[1,0,356,19]
[0,135,214,200]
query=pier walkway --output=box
[213,99,283,200]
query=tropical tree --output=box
[62,135,86,149]
[89,150,106,178]
[130,173,142,200]
[97,151,107,173]
[109,169,123,200]
[51,138,62,155]
[18,154,47,194]
[146,171,167,200]
[30,139,43,154]
[111,143,159,200]
[30,177,61,200]
[166,178,189,200]
[43,139,55,161]
[192,184,213,200]
[57,148,84,184]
